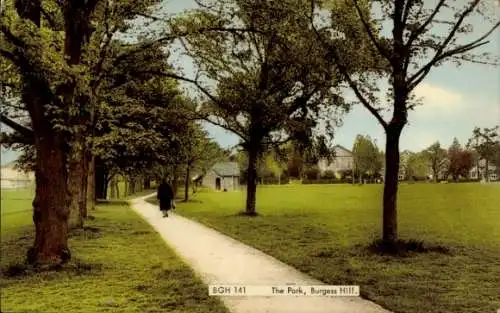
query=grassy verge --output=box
[152,183,500,313]
[1,189,229,313]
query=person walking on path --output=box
[157,178,174,217]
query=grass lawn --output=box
[0,188,229,313]
[150,183,500,313]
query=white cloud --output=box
[410,82,499,126]
[411,83,464,118]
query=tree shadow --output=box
[180,199,203,204]
[68,226,101,239]
[235,211,260,217]
[2,259,104,278]
[366,239,452,257]
[96,200,129,206]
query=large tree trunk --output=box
[87,156,96,210]
[15,0,71,267]
[383,124,404,243]
[184,165,190,202]
[21,55,70,266]
[245,147,258,215]
[29,131,71,266]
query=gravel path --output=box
[130,194,392,313]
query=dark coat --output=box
[157,183,173,210]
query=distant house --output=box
[470,159,498,181]
[317,145,353,175]
[0,163,34,189]
[201,162,241,191]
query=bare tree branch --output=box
[408,19,499,90]
[130,11,167,22]
[0,113,33,138]
[408,0,493,89]
[200,114,248,140]
[401,0,416,26]
[405,0,446,48]
[112,27,263,69]
[91,0,120,90]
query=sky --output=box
[1,0,499,165]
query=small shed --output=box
[202,162,240,191]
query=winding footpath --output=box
[129,194,392,313]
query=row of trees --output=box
[229,134,334,184]
[229,123,500,185]
[193,0,499,244]
[0,0,230,266]
[401,126,500,182]
[1,0,498,263]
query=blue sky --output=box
[1,0,499,164]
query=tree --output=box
[0,0,208,265]
[179,124,225,201]
[447,138,474,181]
[352,134,382,182]
[403,151,429,181]
[310,0,500,243]
[173,0,346,215]
[494,143,500,177]
[423,142,448,182]
[447,138,462,181]
[0,0,109,265]
[467,126,499,182]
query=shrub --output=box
[321,170,336,179]
[304,166,320,180]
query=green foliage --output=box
[447,138,474,180]
[402,151,429,180]
[0,191,229,313]
[321,169,336,179]
[304,165,320,180]
[423,142,448,181]
[467,126,499,163]
[352,134,382,177]
[467,126,500,180]
[175,0,347,154]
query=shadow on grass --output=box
[96,200,129,206]
[68,226,101,239]
[366,239,452,257]
[235,211,260,217]
[180,199,204,204]
[2,259,103,278]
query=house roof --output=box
[334,145,352,155]
[212,162,240,177]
